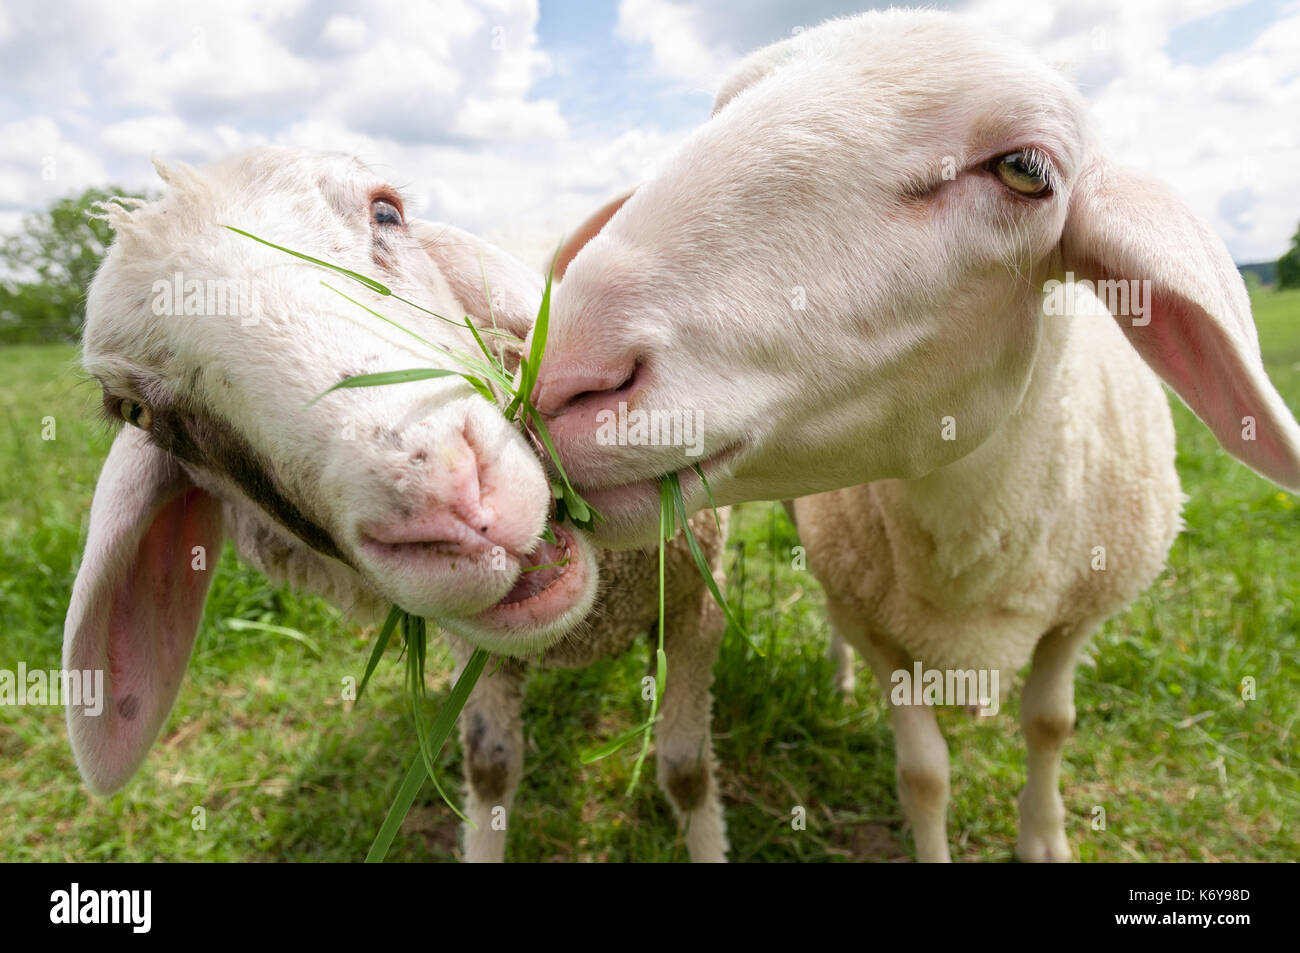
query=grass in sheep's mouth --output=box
[227,225,747,860]
[225,224,597,533]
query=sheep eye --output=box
[120,399,153,430]
[992,151,1051,197]
[371,198,403,226]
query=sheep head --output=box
[533,9,1300,547]
[66,147,597,795]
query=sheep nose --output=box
[533,359,641,418]
[360,430,498,554]
[428,428,491,532]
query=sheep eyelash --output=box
[369,188,406,222]
[97,392,124,426]
[902,146,1057,200]
[1010,146,1056,192]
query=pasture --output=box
[1,289,1297,861]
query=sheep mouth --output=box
[470,521,591,631]
[497,526,573,604]
[575,444,742,517]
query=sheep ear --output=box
[1062,156,1300,491]
[408,221,544,339]
[553,189,635,281]
[63,426,223,795]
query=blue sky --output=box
[1,0,1297,261]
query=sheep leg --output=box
[828,632,857,695]
[654,587,728,862]
[1015,623,1093,863]
[827,598,951,862]
[448,637,526,864]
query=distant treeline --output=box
[1239,261,1277,286]
[2,188,1298,347]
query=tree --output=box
[0,187,149,344]
[1278,223,1300,290]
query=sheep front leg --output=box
[827,599,951,862]
[828,632,857,695]
[654,590,728,862]
[1015,623,1093,863]
[448,637,525,864]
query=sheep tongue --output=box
[499,536,569,605]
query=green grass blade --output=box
[627,479,675,793]
[692,463,723,537]
[356,605,402,702]
[365,750,428,862]
[463,316,504,380]
[519,557,570,573]
[223,618,322,657]
[504,356,529,421]
[409,689,469,825]
[408,638,489,822]
[528,406,602,527]
[307,368,465,406]
[579,719,656,764]
[369,631,491,860]
[228,225,518,343]
[504,262,553,419]
[521,266,553,406]
[390,292,518,340]
[224,226,391,295]
[399,614,468,824]
[320,282,516,394]
[668,472,763,656]
[561,484,591,525]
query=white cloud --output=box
[0,117,110,211]
[616,0,737,92]
[322,15,367,50]
[0,0,1295,262]
[614,0,1300,260]
[452,96,567,141]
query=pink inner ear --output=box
[1114,280,1300,490]
[98,487,222,778]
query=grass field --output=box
[1,290,1298,862]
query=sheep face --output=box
[66,149,603,794]
[532,11,1090,546]
[80,147,597,653]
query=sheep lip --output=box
[358,536,494,562]
[575,445,742,511]
[473,523,588,626]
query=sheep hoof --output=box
[1016,788,1072,861]
[1014,828,1073,863]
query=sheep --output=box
[64,147,729,862]
[527,9,1300,861]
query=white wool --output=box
[64,147,730,862]
[538,8,1300,862]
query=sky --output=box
[0,0,1298,262]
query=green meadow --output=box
[1,289,1297,861]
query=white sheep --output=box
[64,147,729,862]
[530,9,1300,861]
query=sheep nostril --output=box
[535,359,642,417]
[611,362,640,394]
